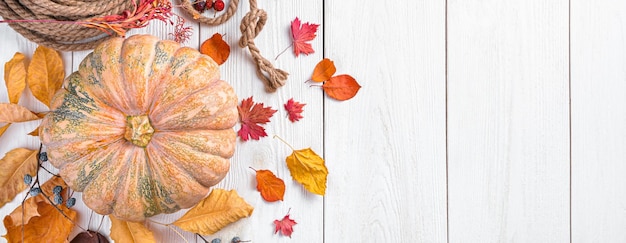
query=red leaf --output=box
[237,97,277,141]
[253,169,285,202]
[291,17,319,57]
[274,214,297,237]
[322,74,361,101]
[284,98,305,122]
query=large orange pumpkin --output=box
[40,35,238,221]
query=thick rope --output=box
[238,0,288,92]
[180,0,239,25]
[0,0,134,51]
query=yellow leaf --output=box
[173,189,254,235]
[286,148,328,195]
[0,148,38,208]
[4,52,27,104]
[27,127,39,137]
[6,198,40,226]
[27,45,64,107]
[0,123,10,138]
[109,216,156,243]
[0,103,40,123]
[2,200,76,243]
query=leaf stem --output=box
[249,166,257,172]
[275,43,293,60]
[196,233,210,243]
[167,224,189,243]
[273,135,295,151]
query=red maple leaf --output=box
[237,97,277,141]
[274,214,297,237]
[291,17,319,57]
[284,98,305,122]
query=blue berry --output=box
[38,152,48,162]
[54,194,63,205]
[210,238,221,243]
[66,198,76,208]
[24,174,32,185]
[53,185,63,195]
[29,187,41,196]
[231,237,241,243]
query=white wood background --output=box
[0,0,625,242]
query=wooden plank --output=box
[570,0,626,242]
[323,0,447,242]
[447,0,570,242]
[199,1,325,242]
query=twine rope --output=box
[238,0,288,92]
[0,0,134,51]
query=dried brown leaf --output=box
[109,216,155,243]
[0,103,40,123]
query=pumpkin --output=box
[40,35,238,222]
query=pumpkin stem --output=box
[124,115,155,147]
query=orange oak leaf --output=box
[173,189,254,235]
[275,136,328,195]
[311,58,336,82]
[109,215,156,243]
[252,168,285,202]
[291,17,319,57]
[284,98,305,123]
[3,200,77,242]
[0,148,38,208]
[274,213,297,238]
[237,96,277,141]
[6,197,40,227]
[4,52,27,104]
[27,45,64,107]
[322,74,361,101]
[200,33,230,65]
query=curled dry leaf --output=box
[253,169,285,202]
[200,33,230,65]
[273,213,297,238]
[109,215,155,243]
[173,189,254,235]
[28,127,39,137]
[0,103,40,123]
[0,148,38,208]
[311,58,336,82]
[27,45,64,107]
[3,200,77,243]
[322,75,361,101]
[0,124,9,138]
[4,52,27,104]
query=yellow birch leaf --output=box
[4,52,27,104]
[6,198,40,226]
[286,148,328,195]
[173,189,254,235]
[0,148,38,208]
[0,103,40,123]
[0,123,10,138]
[2,200,76,243]
[109,215,156,243]
[27,45,64,107]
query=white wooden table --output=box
[1,0,626,242]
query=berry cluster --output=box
[205,236,247,243]
[193,0,225,13]
[24,152,77,208]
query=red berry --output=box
[214,0,225,11]
[206,0,214,10]
[193,0,207,12]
